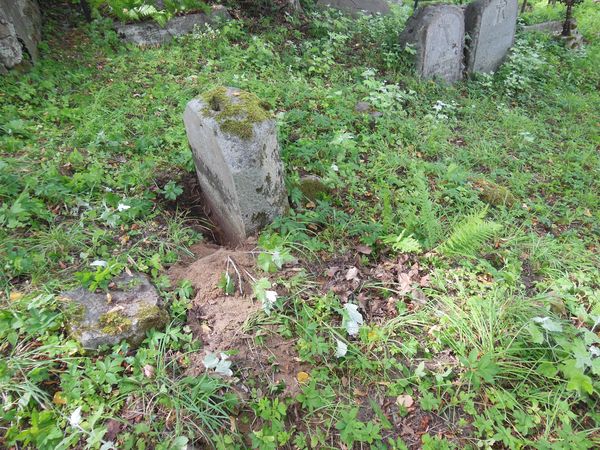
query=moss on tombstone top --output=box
[201,86,271,140]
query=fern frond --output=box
[438,209,501,258]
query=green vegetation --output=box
[1,0,599,448]
[202,86,271,139]
[91,0,211,25]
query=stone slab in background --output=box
[522,20,563,34]
[399,5,464,83]
[183,87,288,245]
[316,0,393,16]
[465,0,518,74]
[63,273,168,351]
[116,5,231,46]
[0,0,41,72]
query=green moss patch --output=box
[98,311,132,335]
[472,178,517,207]
[202,87,271,140]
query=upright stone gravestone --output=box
[399,5,465,83]
[465,0,518,74]
[0,0,41,73]
[316,0,392,16]
[183,87,288,245]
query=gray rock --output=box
[0,0,41,71]
[63,273,168,351]
[465,0,518,74]
[0,11,22,71]
[183,87,289,245]
[399,5,465,83]
[115,21,171,47]
[116,6,231,46]
[355,101,371,113]
[317,0,392,17]
[299,175,330,202]
[522,20,563,34]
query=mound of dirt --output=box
[168,242,260,352]
[168,241,308,397]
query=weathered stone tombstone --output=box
[0,0,41,73]
[116,5,231,47]
[183,87,289,245]
[465,0,518,74]
[399,5,465,83]
[316,0,393,17]
[63,272,168,351]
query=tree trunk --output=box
[286,0,302,12]
[80,0,92,22]
[520,0,528,13]
[562,1,573,36]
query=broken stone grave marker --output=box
[465,0,518,74]
[399,5,465,83]
[116,5,231,47]
[316,0,393,17]
[63,272,168,351]
[183,87,288,244]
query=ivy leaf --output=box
[566,372,593,395]
[572,340,593,369]
[527,322,544,344]
[533,316,563,332]
[536,362,558,378]
[257,252,276,272]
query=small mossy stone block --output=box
[63,272,168,351]
[472,178,516,207]
[299,175,330,202]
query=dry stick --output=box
[227,256,244,295]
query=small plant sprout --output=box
[382,230,422,254]
[218,272,235,296]
[252,277,279,315]
[161,181,183,201]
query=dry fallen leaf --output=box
[53,391,67,405]
[356,245,372,255]
[9,292,23,302]
[296,371,310,383]
[143,364,155,378]
[396,394,414,408]
[345,266,359,281]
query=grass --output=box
[1,0,599,448]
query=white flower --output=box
[331,164,339,172]
[117,203,131,212]
[69,407,82,428]
[335,339,348,358]
[90,260,107,267]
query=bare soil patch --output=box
[168,241,308,397]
